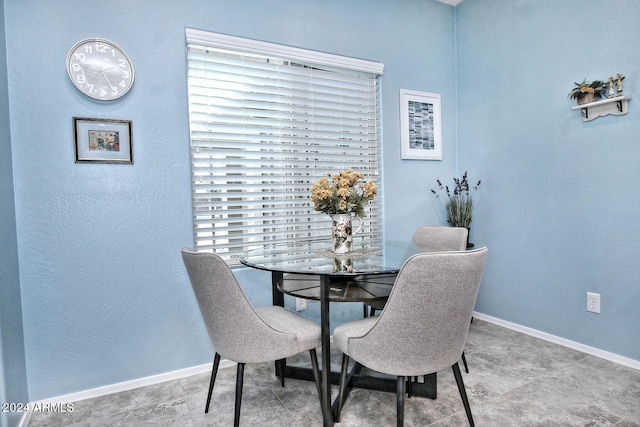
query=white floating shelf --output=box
[572,96,631,122]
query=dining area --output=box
[181,226,487,426]
[6,4,640,427]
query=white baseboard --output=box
[473,311,640,371]
[18,359,235,427]
[17,410,29,427]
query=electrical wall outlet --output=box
[295,297,307,312]
[587,292,600,314]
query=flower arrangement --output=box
[311,170,377,217]
[431,171,481,228]
[568,78,607,102]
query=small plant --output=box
[431,171,481,228]
[568,78,607,101]
[311,170,377,217]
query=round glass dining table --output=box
[239,240,420,304]
[239,239,421,276]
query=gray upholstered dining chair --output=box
[335,247,487,427]
[364,226,471,372]
[366,226,469,316]
[181,248,322,427]
[411,225,469,251]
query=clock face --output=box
[67,38,134,101]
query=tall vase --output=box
[331,214,362,254]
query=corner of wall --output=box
[0,1,30,424]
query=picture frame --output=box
[399,89,442,160]
[73,117,133,164]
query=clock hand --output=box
[100,69,117,91]
[81,63,116,73]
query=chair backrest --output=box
[181,247,296,362]
[411,226,468,252]
[348,248,487,377]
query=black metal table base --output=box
[282,365,436,396]
[281,364,437,421]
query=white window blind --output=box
[186,29,384,263]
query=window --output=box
[186,29,384,263]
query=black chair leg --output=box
[406,376,412,398]
[335,354,350,422]
[205,353,221,413]
[461,351,469,373]
[309,349,322,408]
[397,376,405,427]
[276,359,285,387]
[452,362,474,427]
[234,363,245,427]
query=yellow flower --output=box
[310,178,330,202]
[363,181,377,198]
[310,169,376,216]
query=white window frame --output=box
[185,29,384,264]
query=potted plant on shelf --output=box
[431,171,481,248]
[568,78,607,105]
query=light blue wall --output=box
[456,0,640,360]
[4,0,456,400]
[0,1,29,426]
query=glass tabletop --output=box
[239,240,422,276]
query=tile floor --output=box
[27,319,640,426]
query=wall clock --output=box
[67,38,135,101]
